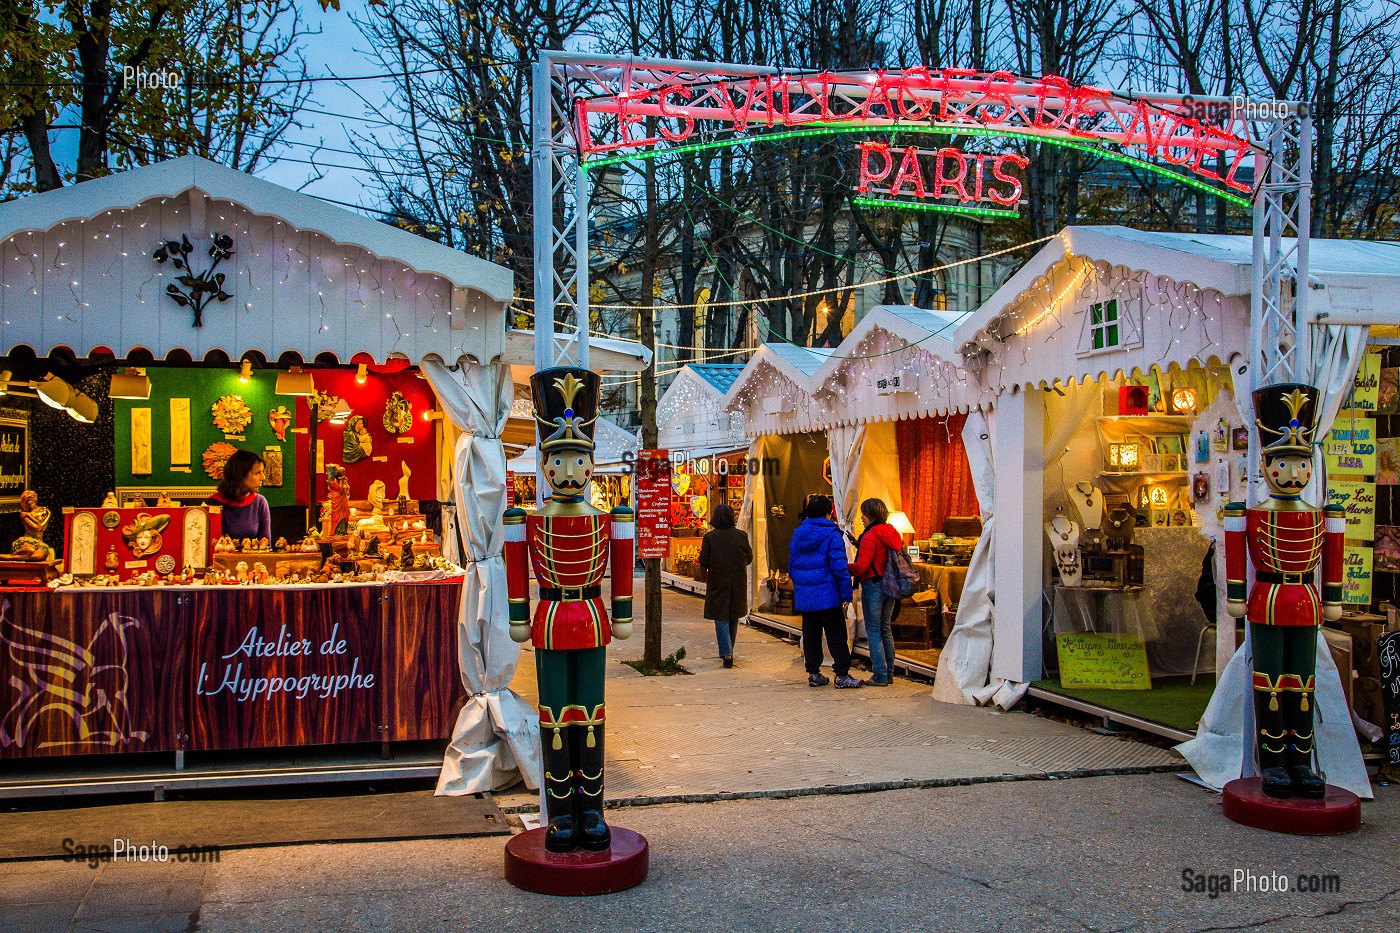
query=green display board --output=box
[114,368,298,507]
[1055,632,1152,690]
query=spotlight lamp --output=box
[110,367,151,399]
[275,365,316,396]
[239,360,253,383]
[356,363,368,385]
[0,372,99,422]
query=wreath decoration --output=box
[383,390,413,434]
[203,441,238,479]
[212,394,252,434]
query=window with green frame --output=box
[1089,299,1120,351]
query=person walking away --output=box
[788,495,863,688]
[208,449,271,542]
[848,498,903,686]
[699,503,752,668]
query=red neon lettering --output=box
[895,67,935,121]
[988,153,1028,206]
[1189,125,1228,182]
[1067,85,1110,138]
[657,85,695,142]
[575,98,597,154]
[858,69,894,120]
[935,68,977,121]
[1158,112,1199,166]
[767,76,789,126]
[1223,144,1253,193]
[799,72,837,121]
[979,71,1018,125]
[933,148,970,200]
[972,156,986,201]
[890,146,927,197]
[1033,76,1073,130]
[857,142,894,193]
[717,78,761,133]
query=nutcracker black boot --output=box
[1253,674,1292,798]
[541,724,578,852]
[1284,677,1326,800]
[574,717,612,851]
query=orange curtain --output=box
[896,414,979,538]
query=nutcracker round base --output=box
[1222,778,1361,835]
[504,827,649,895]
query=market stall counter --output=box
[0,574,465,758]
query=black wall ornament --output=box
[154,234,235,327]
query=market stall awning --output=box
[502,329,651,378]
[0,155,512,365]
[658,363,748,452]
[723,343,834,438]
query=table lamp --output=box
[889,510,916,542]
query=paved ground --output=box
[4,774,1394,932]
[495,585,1179,811]
[7,583,1392,932]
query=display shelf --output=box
[1099,471,1190,478]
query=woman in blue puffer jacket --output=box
[787,495,863,688]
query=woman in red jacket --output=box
[848,498,904,685]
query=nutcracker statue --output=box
[504,367,634,853]
[1224,383,1344,800]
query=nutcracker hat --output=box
[532,366,599,454]
[1252,382,1320,456]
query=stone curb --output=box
[493,763,1185,813]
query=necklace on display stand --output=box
[1072,481,1104,529]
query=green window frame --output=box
[1089,299,1120,351]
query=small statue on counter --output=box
[275,536,288,552]
[235,560,249,582]
[252,562,269,584]
[120,512,169,559]
[324,464,351,537]
[258,536,270,552]
[399,461,412,501]
[105,545,120,572]
[156,491,174,507]
[102,491,118,508]
[7,490,54,560]
[214,534,236,553]
[402,536,414,562]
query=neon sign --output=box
[856,142,1027,210]
[572,68,1264,196]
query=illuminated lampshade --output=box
[888,510,917,536]
[110,367,151,399]
[1107,442,1141,471]
[34,374,72,409]
[327,397,352,424]
[275,365,316,396]
[66,390,98,424]
[1137,484,1152,509]
[1150,486,1170,508]
[1171,387,1198,414]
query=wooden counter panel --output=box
[381,582,466,742]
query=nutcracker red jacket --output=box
[848,522,905,583]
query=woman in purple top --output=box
[208,449,271,541]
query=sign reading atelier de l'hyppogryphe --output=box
[0,409,29,513]
[1056,632,1151,690]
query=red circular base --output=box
[504,827,649,896]
[1222,778,1361,835]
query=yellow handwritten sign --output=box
[1325,411,1376,476]
[1343,546,1373,605]
[1056,633,1152,690]
[1328,480,1376,541]
[1345,353,1381,411]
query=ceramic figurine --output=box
[120,512,169,559]
[102,491,118,508]
[398,461,412,501]
[269,405,293,441]
[105,545,119,572]
[258,537,270,551]
[383,391,413,434]
[275,536,288,552]
[253,562,269,584]
[342,415,373,464]
[235,560,249,582]
[1225,384,1343,800]
[324,464,351,537]
[156,491,173,507]
[504,367,634,853]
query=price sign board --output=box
[1056,632,1151,690]
[635,449,672,559]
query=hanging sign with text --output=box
[1344,353,1382,411]
[1325,411,1376,476]
[855,143,1027,213]
[0,409,29,512]
[635,449,673,559]
[1342,546,1373,605]
[1378,630,1400,767]
[1328,480,1376,541]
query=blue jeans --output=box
[715,619,739,658]
[860,579,896,681]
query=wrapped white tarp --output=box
[423,358,541,794]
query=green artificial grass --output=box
[1032,675,1217,731]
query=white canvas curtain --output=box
[827,423,868,535]
[933,409,999,704]
[738,435,769,612]
[1177,325,1373,798]
[436,416,463,564]
[422,357,541,795]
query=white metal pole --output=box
[575,160,591,372]
[532,52,554,375]
[1295,114,1314,379]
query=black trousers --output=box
[801,606,852,677]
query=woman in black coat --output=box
[699,503,752,668]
